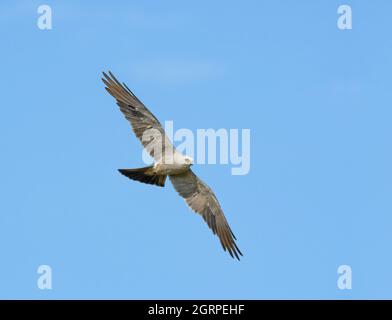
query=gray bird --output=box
[102,71,242,260]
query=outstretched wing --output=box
[170,170,242,260]
[102,71,175,161]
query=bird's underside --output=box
[102,71,243,260]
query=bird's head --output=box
[184,156,194,166]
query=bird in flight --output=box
[102,71,242,260]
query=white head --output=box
[184,156,194,166]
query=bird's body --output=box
[153,161,191,176]
[102,71,243,260]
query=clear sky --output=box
[1,0,392,299]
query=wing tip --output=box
[102,70,111,80]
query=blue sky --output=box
[0,0,392,299]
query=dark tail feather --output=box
[118,166,166,187]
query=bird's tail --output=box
[118,166,167,187]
